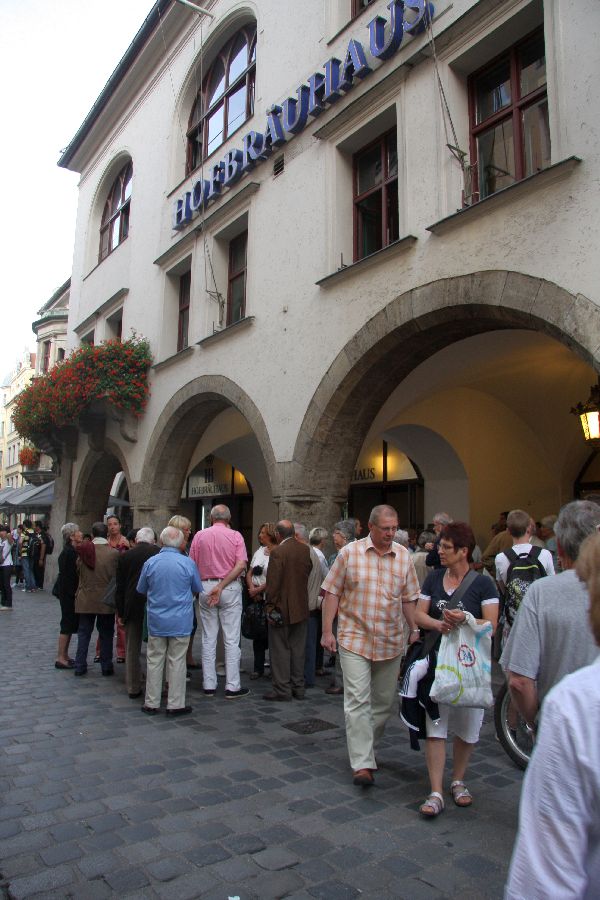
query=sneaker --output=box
[216,665,226,677]
[224,688,250,699]
[203,688,216,696]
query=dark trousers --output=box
[268,620,308,699]
[75,613,115,674]
[252,636,269,675]
[0,567,12,607]
[125,618,144,694]
[304,611,321,686]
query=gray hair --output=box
[136,526,155,545]
[555,500,600,562]
[333,520,355,542]
[433,512,453,526]
[294,523,309,543]
[541,515,557,530]
[210,504,231,522]
[160,526,184,549]
[393,529,409,547]
[61,522,80,542]
[309,526,328,546]
[418,530,435,549]
[369,505,397,527]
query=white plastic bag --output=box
[430,614,493,708]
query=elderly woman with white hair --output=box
[54,523,83,669]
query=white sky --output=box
[0,0,154,374]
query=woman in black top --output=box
[55,523,83,669]
[415,522,499,817]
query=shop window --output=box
[227,231,247,326]
[186,24,256,173]
[352,0,376,17]
[99,161,133,262]
[469,29,549,202]
[353,129,399,261]
[42,341,51,373]
[177,270,191,352]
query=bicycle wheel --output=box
[494,682,533,770]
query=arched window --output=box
[99,161,133,262]
[186,24,256,174]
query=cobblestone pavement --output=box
[0,590,522,899]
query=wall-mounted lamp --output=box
[174,0,216,18]
[571,379,600,447]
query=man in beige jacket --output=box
[74,522,119,677]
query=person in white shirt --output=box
[505,530,600,900]
[0,524,14,609]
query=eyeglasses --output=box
[438,541,457,552]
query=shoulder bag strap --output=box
[422,569,479,656]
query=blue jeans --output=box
[75,613,115,673]
[21,557,36,591]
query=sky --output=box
[0,0,155,375]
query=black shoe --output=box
[165,706,193,716]
[94,656,101,663]
[74,669,87,677]
[141,706,160,715]
[128,690,143,699]
[102,668,114,677]
[224,688,250,699]
[203,689,216,696]
[292,691,306,700]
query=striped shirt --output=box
[322,536,420,661]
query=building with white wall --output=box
[51,0,600,550]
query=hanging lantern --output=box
[572,381,600,447]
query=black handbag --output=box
[241,601,267,641]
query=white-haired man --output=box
[189,504,249,698]
[137,526,202,716]
[321,504,420,786]
[115,526,159,699]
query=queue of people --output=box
[30,493,599,879]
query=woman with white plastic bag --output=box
[414,522,499,818]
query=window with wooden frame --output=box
[469,28,549,202]
[177,270,191,352]
[227,231,248,326]
[186,24,257,174]
[352,0,376,18]
[42,341,51,373]
[353,129,399,261]
[99,161,133,262]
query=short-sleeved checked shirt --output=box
[321,536,420,661]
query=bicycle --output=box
[494,681,534,769]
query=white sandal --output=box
[419,791,444,817]
[450,780,473,807]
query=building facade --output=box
[1,352,36,492]
[53,0,600,549]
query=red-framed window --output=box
[42,341,51,373]
[99,161,133,262]
[227,232,248,326]
[469,28,549,202]
[353,129,399,262]
[352,0,376,17]
[187,25,256,174]
[177,270,191,352]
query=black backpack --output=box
[45,532,54,555]
[503,546,546,626]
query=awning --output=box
[0,481,55,513]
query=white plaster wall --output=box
[63,0,600,499]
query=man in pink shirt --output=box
[189,504,249,698]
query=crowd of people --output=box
[4,497,599,891]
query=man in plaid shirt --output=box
[321,505,420,786]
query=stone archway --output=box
[134,375,278,532]
[70,438,133,532]
[286,271,600,522]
